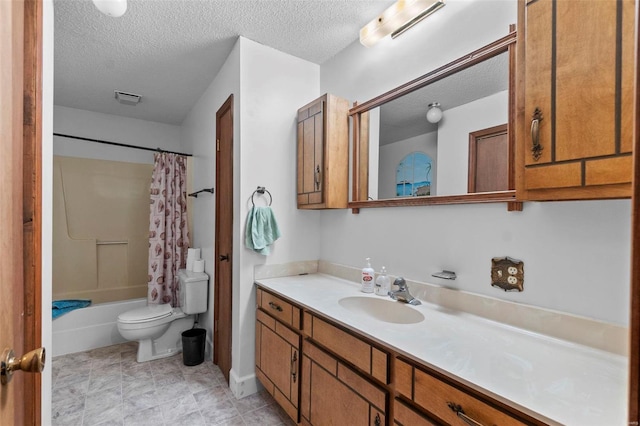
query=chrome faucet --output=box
[388,277,421,305]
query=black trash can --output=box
[182,328,206,366]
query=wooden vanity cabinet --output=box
[517,0,635,200]
[255,289,302,423]
[297,93,349,209]
[255,287,544,425]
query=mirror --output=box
[350,31,517,209]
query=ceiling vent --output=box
[114,90,142,106]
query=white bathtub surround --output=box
[256,273,627,426]
[52,298,146,356]
[318,261,627,355]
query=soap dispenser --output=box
[374,266,390,296]
[361,258,374,293]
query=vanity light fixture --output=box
[360,0,445,47]
[92,0,127,17]
[426,102,443,123]
[114,90,141,106]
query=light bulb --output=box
[426,102,443,124]
[92,0,127,17]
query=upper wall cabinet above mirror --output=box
[349,30,519,210]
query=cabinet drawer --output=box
[413,367,527,426]
[308,315,388,383]
[257,288,301,330]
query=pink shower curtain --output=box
[148,152,190,306]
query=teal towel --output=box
[245,206,281,255]
[52,299,91,319]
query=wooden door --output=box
[468,124,509,193]
[214,95,233,384]
[519,0,635,200]
[1,0,43,424]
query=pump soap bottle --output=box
[361,258,374,293]
[375,266,390,296]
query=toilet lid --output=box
[118,304,172,324]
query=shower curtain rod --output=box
[53,133,193,157]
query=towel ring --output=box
[251,186,272,206]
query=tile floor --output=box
[51,342,294,426]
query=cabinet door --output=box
[255,310,300,422]
[300,341,386,426]
[297,101,324,206]
[519,0,634,200]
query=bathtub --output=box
[52,298,146,356]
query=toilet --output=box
[117,269,209,362]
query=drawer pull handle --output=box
[447,402,485,426]
[314,164,321,190]
[530,107,543,161]
[374,413,381,426]
[268,302,283,312]
[291,351,298,383]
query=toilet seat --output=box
[118,304,173,324]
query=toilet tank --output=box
[178,270,209,314]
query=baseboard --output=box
[228,368,260,399]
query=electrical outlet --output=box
[491,257,524,292]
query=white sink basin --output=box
[339,296,425,324]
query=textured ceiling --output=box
[53,0,395,125]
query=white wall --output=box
[378,132,438,199]
[181,39,241,369]
[181,37,320,396]
[320,0,631,325]
[437,91,508,195]
[53,106,182,163]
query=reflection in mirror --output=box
[350,31,517,208]
[367,51,508,199]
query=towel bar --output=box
[251,186,272,206]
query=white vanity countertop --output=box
[255,273,628,426]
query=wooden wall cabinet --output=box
[297,94,350,209]
[517,0,635,200]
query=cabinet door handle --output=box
[268,302,283,312]
[530,107,543,161]
[314,164,321,190]
[291,351,298,383]
[374,413,381,426]
[447,402,485,426]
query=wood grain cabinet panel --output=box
[297,93,349,209]
[395,357,532,426]
[300,341,386,426]
[308,314,389,384]
[518,0,635,200]
[393,399,438,426]
[255,292,301,423]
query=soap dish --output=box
[431,270,457,280]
